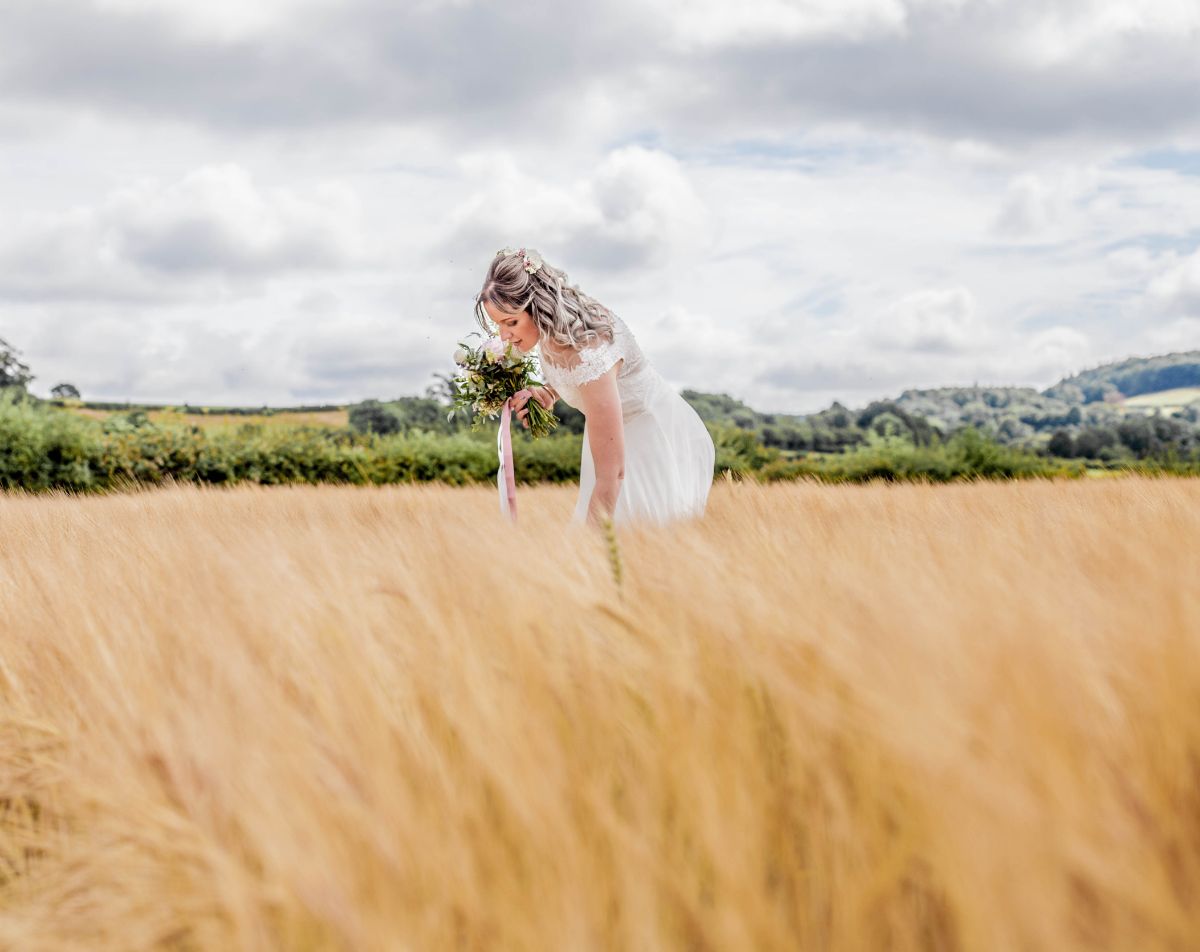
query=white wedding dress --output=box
[530,314,716,527]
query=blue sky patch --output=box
[1120,149,1200,177]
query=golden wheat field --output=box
[68,408,352,429]
[2,475,1200,951]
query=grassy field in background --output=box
[1121,387,1200,411]
[68,406,351,429]
[3,478,1200,950]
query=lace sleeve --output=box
[541,326,625,388]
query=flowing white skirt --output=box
[573,376,715,527]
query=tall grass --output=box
[2,477,1200,950]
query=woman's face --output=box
[482,300,539,353]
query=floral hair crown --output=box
[497,246,544,275]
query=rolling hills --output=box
[37,350,1200,465]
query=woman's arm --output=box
[577,363,625,527]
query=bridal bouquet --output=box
[448,334,559,438]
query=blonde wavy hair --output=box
[474,248,615,351]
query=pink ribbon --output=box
[497,396,518,522]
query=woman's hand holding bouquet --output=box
[511,387,557,430]
[449,335,559,437]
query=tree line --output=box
[5,335,1200,477]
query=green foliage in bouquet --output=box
[448,334,559,438]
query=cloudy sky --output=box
[2,0,1198,413]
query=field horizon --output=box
[2,477,1199,950]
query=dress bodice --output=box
[536,315,666,422]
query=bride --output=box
[474,247,715,529]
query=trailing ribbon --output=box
[496,396,518,522]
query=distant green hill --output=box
[680,351,1200,462]
[837,352,1200,448]
[1044,351,1200,403]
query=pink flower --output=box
[482,337,507,362]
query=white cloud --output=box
[287,313,445,401]
[993,174,1056,237]
[93,0,345,41]
[873,287,989,354]
[0,164,367,302]
[113,165,365,276]
[3,0,1199,145]
[1104,244,1158,281]
[1146,317,1200,352]
[1148,247,1200,316]
[21,298,444,406]
[1014,0,1200,68]
[990,166,1107,240]
[446,146,711,272]
[1025,326,1094,379]
[659,0,908,49]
